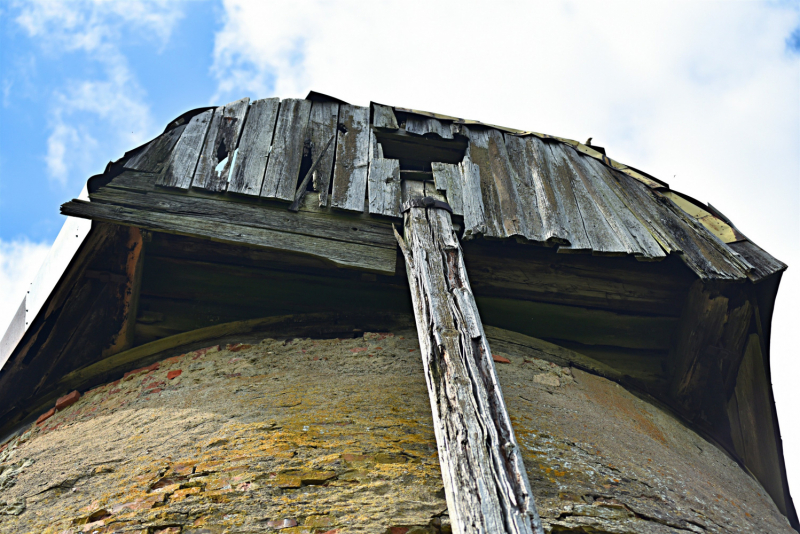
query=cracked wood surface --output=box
[397,204,543,534]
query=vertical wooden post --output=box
[394,197,543,534]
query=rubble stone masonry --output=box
[0,331,793,533]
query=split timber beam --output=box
[394,197,544,534]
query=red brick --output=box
[321,530,340,534]
[167,370,182,380]
[492,354,511,364]
[192,345,220,359]
[37,407,55,424]
[55,390,81,411]
[350,347,368,353]
[146,381,166,390]
[227,343,252,353]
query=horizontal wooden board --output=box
[61,200,397,274]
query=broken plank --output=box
[157,109,214,189]
[61,200,397,274]
[228,97,280,196]
[309,101,339,207]
[397,205,543,534]
[331,104,370,212]
[459,155,486,239]
[125,124,186,174]
[431,162,464,216]
[368,158,401,217]
[262,98,313,201]
[193,98,250,192]
[372,103,399,129]
[405,115,453,139]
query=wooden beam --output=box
[101,226,145,356]
[395,201,543,534]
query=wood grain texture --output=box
[61,200,396,274]
[405,115,453,139]
[540,142,593,252]
[228,97,280,196]
[125,125,186,174]
[262,98,312,201]
[193,98,249,192]
[157,109,214,189]
[459,155,486,239]
[331,105,370,212]
[728,240,786,282]
[503,135,547,243]
[431,162,464,216]
[372,103,398,129]
[309,101,339,207]
[397,206,543,534]
[367,158,401,217]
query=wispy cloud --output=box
[13,0,185,187]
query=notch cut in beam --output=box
[395,202,543,534]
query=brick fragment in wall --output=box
[0,333,793,534]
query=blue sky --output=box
[1,0,800,501]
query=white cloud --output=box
[212,0,800,493]
[13,0,185,187]
[0,239,50,336]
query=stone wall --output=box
[0,331,793,533]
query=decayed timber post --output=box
[394,196,544,534]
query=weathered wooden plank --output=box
[559,147,630,255]
[372,103,398,129]
[463,128,505,237]
[459,156,486,239]
[61,200,397,274]
[574,154,666,259]
[125,124,186,173]
[228,97,280,196]
[368,158,401,217]
[309,101,339,207]
[193,98,249,192]
[610,170,747,279]
[504,136,558,244]
[331,105,370,212]
[88,185,397,249]
[405,115,453,139]
[431,162,464,216]
[396,205,543,534]
[541,142,594,252]
[262,99,312,201]
[728,240,786,282]
[157,109,214,189]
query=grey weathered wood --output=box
[395,204,543,534]
[368,158,401,217]
[459,154,486,239]
[558,146,628,255]
[405,115,453,139]
[610,170,747,279]
[193,98,250,192]
[728,240,786,282]
[431,162,464,216]
[228,98,280,196]
[125,124,186,173]
[372,103,398,129]
[331,105,370,212]
[574,154,666,259]
[503,135,547,243]
[157,109,214,189]
[62,200,396,274]
[89,178,396,249]
[540,142,593,252]
[309,101,339,207]
[262,99,313,201]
